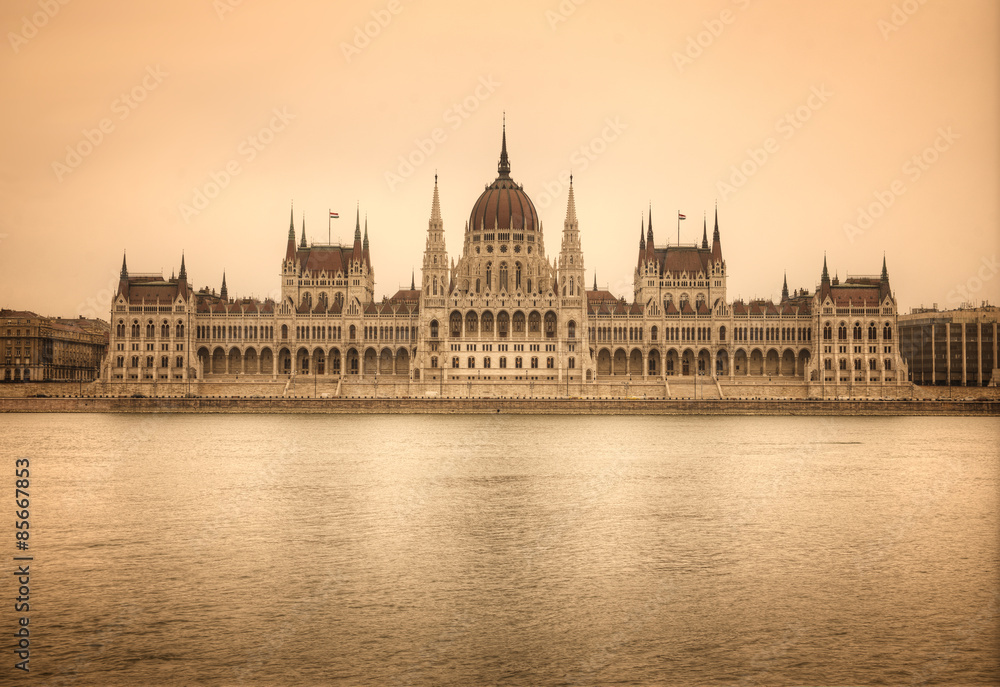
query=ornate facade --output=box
[104,125,908,396]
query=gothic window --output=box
[482,311,494,334]
[884,358,892,371]
[161,321,169,337]
[433,276,438,295]
[570,277,575,295]
[498,311,510,337]
[544,312,556,338]
[854,358,862,370]
[430,320,439,338]
[853,323,862,340]
[513,311,525,333]
[526,278,532,293]
[131,321,139,337]
[679,293,689,307]
[824,359,832,370]
[451,312,462,337]
[484,357,491,368]
[465,311,478,335]
[515,356,522,368]
[176,356,183,368]
[823,323,832,340]
[838,323,847,340]
[485,262,492,291]
[467,356,475,368]
[499,263,508,292]
[651,326,658,342]
[696,293,705,307]
[116,320,125,337]
[869,358,877,371]
[568,321,576,339]
[176,322,184,337]
[718,325,726,342]
[528,311,540,333]
[839,359,847,370]
[883,323,892,340]
[515,263,522,290]
[868,322,877,340]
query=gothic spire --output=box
[564,174,577,225]
[430,172,442,224]
[288,202,295,241]
[220,271,228,301]
[497,113,511,178]
[647,204,654,245]
[593,272,598,291]
[178,252,187,281]
[701,214,709,249]
[881,254,889,282]
[299,213,307,248]
[411,269,415,291]
[821,254,830,284]
[354,204,361,241]
[363,216,369,252]
[781,271,789,301]
[639,216,646,251]
[120,251,128,279]
[713,202,719,241]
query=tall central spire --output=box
[497,113,510,178]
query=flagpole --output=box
[677,210,680,245]
[328,209,331,245]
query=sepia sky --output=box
[1,0,998,319]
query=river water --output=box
[2,414,997,685]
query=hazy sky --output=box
[2,0,998,319]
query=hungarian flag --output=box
[678,213,686,220]
[329,211,339,219]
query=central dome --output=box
[468,124,539,233]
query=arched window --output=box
[485,262,492,291]
[544,312,556,338]
[430,320,439,338]
[528,311,541,333]
[281,324,288,339]
[569,277,575,295]
[482,311,494,334]
[837,323,847,340]
[868,322,877,340]
[161,321,170,338]
[499,263,508,292]
[568,320,576,339]
[451,311,463,337]
[145,320,154,337]
[719,325,726,341]
[465,311,478,335]
[883,323,892,340]
[884,358,892,370]
[651,325,658,342]
[116,320,125,337]
[526,278,532,293]
[823,323,832,340]
[176,321,184,337]
[513,311,525,332]
[515,263,522,290]
[853,323,862,340]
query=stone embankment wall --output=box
[1,396,997,416]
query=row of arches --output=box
[594,347,812,377]
[822,321,893,341]
[195,346,412,377]
[446,310,564,338]
[116,319,186,339]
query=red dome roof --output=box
[468,123,538,232]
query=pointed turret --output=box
[352,205,363,263]
[178,252,187,281]
[637,218,646,269]
[285,203,297,262]
[220,272,228,301]
[701,215,709,250]
[645,205,655,262]
[497,114,511,179]
[565,174,578,226]
[430,172,442,225]
[781,271,789,301]
[117,251,129,298]
[362,216,371,270]
[593,273,598,291]
[711,204,723,262]
[819,254,831,300]
[299,214,307,248]
[879,254,891,301]
[410,269,415,291]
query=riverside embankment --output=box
[1,396,997,415]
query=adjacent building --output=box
[899,305,998,386]
[103,124,908,396]
[1,310,109,383]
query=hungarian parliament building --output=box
[104,125,907,396]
